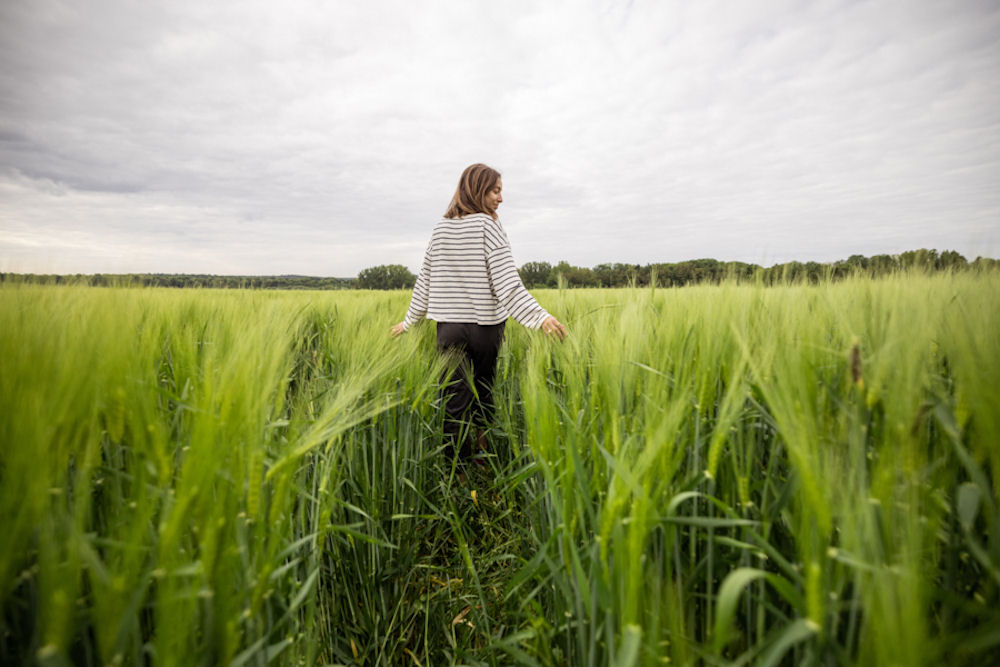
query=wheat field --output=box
[1,273,997,666]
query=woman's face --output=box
[484,178,503,212]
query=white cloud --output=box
[1,0,998,275]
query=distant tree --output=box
[937,250,967,271]
[972,256,1000,272]
[691,258,723,283]
[550,260,597,288]
[553,261,573,287]
[593,262,633,287]
[623,264,649,287]
[674,261,696,285]
[803,261,823,283]
[566,265,597,287]
[519,261,553,288]
[843,254,869,275]
[868,254,897,276]
[778,262,805,283]
[649,263,674,287]
[592,263,614,287]
[723,261,757,281]
[899,249,938,271]
[357,264,416,290]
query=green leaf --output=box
[276,566,319,628]
[616,624,642,667]
[666,491,702,515]
[713,567,806,654]
[757,618,816,667]
[713,568,768,652]
[487,628,543,667]
[264,637,293,662]
[324,524,397,549]
[230,637,266,667]
[664,517,759,528]
[957,482,982,531]
[230,637,294,667]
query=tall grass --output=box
[1,273,997,665]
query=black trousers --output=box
[436,321,506,458]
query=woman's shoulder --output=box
[457,212,496,223]
[443,212,500,232]
[467,213,504,232]
[432,214,498,239]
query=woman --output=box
[391,163,567,461]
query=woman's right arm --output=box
[392,243,432,336]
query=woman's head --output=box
[444,163,502,220]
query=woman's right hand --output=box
[390,322,406,337]
[541,316,568,341]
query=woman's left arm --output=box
[484,223,565,337]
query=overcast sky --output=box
[1,0,998,276]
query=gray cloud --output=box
[1,0,998,276]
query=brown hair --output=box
[443,163,501,220]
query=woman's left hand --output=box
[541,316,568,341]
[390,322,406,337]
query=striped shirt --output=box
[402,213,550,330]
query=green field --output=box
[1,274,998,666]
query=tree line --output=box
[352,249,996,290]
[3,249,996,291]
[0,273,356,289]
[517,249,996,288]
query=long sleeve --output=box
[402,244,432,330]
[483,221,550,329]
